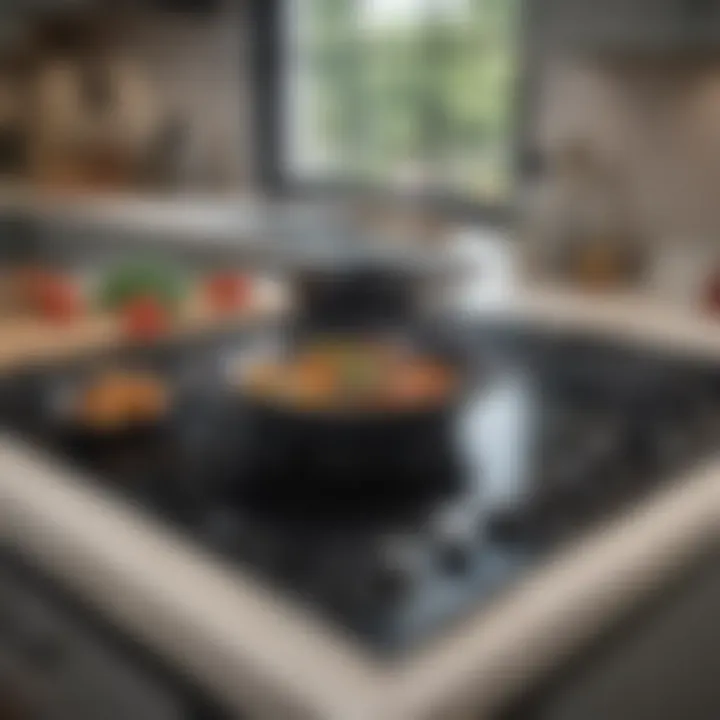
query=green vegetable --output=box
[97,260,188,312]
[338,353,383,395]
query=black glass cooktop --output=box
[2,323,720,656]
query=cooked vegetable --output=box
[35,273,83,323]
[121,295,171,341]
[77,370,169,431]
[241,340,455,412]
[204,272,253,313]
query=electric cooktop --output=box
[2,322,720,656]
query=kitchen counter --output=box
[511,285,720,361]
[0,285,719,720]
[0,281,285,373]
[0,281,715,374]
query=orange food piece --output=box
[78,371,168,430]
[205,272,252,313]
[18,269,83,322]
[38,278,83,323]
[128,376,169,421]
[385,365,453,407]
[79,374,132,430]
[241,341,456,412]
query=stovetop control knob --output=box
[373,534,425,600]
[437,538,474,573]
[430,502,483,573]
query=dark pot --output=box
[239,397,460,516]
[233,331,474,516]
[293,266,420,332]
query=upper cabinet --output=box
[538,0,720,56]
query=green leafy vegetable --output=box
[97,261,188,312]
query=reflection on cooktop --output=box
[2,324,720,655]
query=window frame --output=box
[247,0,537,225]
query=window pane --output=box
[284,0,520,202]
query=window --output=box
[281,0,522,207]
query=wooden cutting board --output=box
[0,283,286,373]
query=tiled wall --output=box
[535,58,720,242]
[0,2,257,270]
[123,0,253,191]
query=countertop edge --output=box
[0,435,385,720]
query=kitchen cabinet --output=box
[503,550,720,720]
[539,0,720,55]
[0,552,215,720]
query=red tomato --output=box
[205,272,252,313]
[36,275,83,323]
[24,268,53,299]
[121,296,171,341]
[706,274,720,314]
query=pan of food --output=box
[231,332,471,507]
[47,368,171,442]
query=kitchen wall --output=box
[122,1,720,241]
[30,1,720,246]
[0,1,258,272]
[534,56,720,243]
[122,0,253,191]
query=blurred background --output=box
[0,0,720,297]
[0,2,718,720]
[0,0,249,192]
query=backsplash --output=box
[535,58,720,243]
[120,0,252,191]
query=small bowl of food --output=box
[51,368,171,438]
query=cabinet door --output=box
[679,0,720,44]
[537,0,720,53]
[503,553,720,720]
